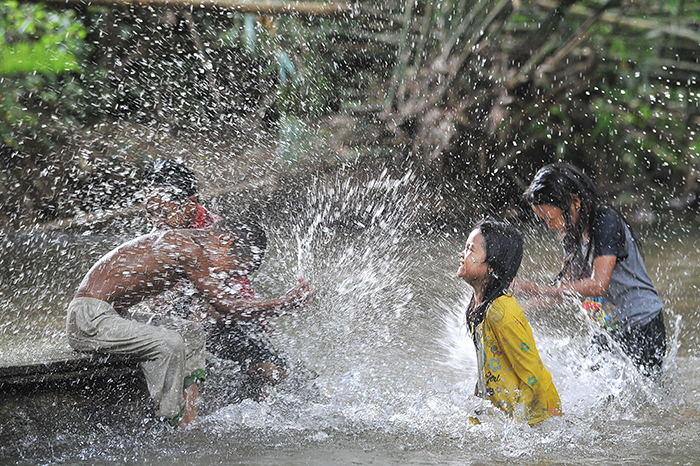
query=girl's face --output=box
[532,197,580,232]
[532,204,566,231]
[457,229,489,284]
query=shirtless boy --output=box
[66,219,314,427]
[139,159,290,396]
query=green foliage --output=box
[0,40,80,74]
[0,0,87,149]
[0,0,85,74]
[2,0,700,226]
[216,13,336,117]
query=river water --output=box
[1,174,699,465]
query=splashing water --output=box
[1,171,699,464]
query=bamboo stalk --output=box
[536,0,620,77]
[440,0,492,62]
[412,0,433,72]
[393,0,512,125]
[434,0,512,105]
[182,10,222,112]
[384,0,415,111]
[30,0,355,17]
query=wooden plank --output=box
[0,345,139,387]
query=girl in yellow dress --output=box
[458,220,561,424]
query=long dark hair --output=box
[466,220,524,337]
[523,163,633,282]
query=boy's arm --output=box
[169,231,314,322]
[194,276,313,322]
[176,245,311,321]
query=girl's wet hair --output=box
[523,163,600,253]
[466,220,524,335]
[523,163,633,281]
[142,159,198,203]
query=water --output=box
[1,172,699,465]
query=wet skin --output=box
[75,228,314,321]
[74,228,313,427]
[457,229,491,303]
[531,204,570,233]
[515,200,616,300]
[144,191,199,229]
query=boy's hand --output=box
[284,277,315,309]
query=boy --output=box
[65,219,314,427]
[140,159,289,394]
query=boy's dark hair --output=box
[142,159,198,203]
[523,163,634,282]
[213,217,267,273]
[466,220,524,336]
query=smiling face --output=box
[457,229,490,286]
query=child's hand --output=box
[284,277,315,309]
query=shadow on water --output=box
[2,170,700,465]
[0,374,164,462]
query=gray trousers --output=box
[66,297,205,418]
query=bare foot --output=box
[178,383,199,428]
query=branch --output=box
[384,0,416,111]
[182,10,222,111]
[536,0,700,44]
[25,0,356,17]
[398,0,512,121]
[535,0,621,78]
[510,0,580,62]
[438,0,512,103]
[440,0,493,62]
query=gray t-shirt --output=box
[570,207,663,329]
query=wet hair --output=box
[212,216,267,273]
[466,220,524,337]
[142,159,198,204]
[523,163,632,281]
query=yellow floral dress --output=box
[473,294,562,424]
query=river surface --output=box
[1,176,699,465]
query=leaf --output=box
[0,40,81,75]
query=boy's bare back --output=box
[74,227,315,321]
[75,230,207,312]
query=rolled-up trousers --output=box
[66,297,205,418]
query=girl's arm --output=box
[518,255,616,300]
[546,254,616,298]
